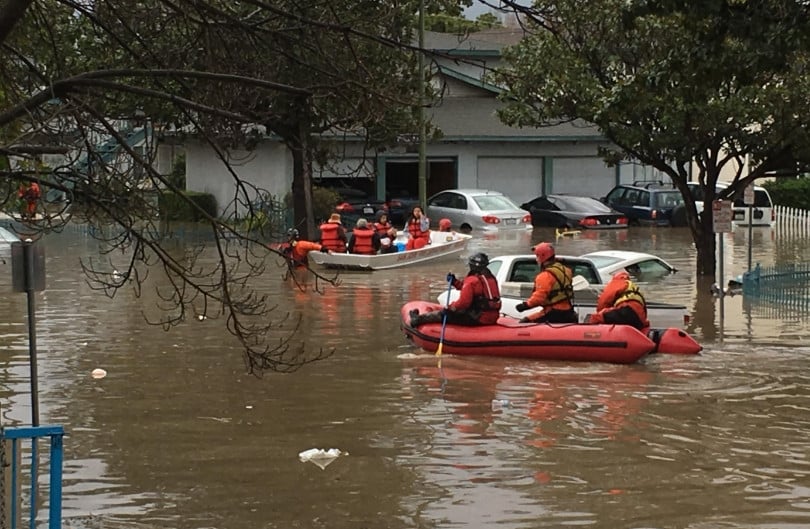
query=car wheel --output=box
[459,224,473,234]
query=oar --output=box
[436,274,454,358]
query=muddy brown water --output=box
[1,225,809,529]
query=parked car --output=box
[602,181,685,226]
[520,194,628,229]
[385,194,421,227]
[426,189,532,232]
[671,182,775,227]
[578,250,677,281]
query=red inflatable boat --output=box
[401,301,701,364]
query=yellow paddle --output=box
[436,273,454,358]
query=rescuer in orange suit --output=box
[515,242,578,324]
[588,270,650,330]
[283,228,329,267]
[18,181,41,219]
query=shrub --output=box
[762,178,810,210]
[283,186,342,224]
[159,190,217,221]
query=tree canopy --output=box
[0,0,447,374]
[494,0,810,275]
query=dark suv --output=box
[602,181,685,226]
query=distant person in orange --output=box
[319,213,348,253]
[588,270,649,330]
[283,228,329,267]
[515,242,578,324]
[404,206,430,250]
[347,218,380,255]
[18,181,41,219]
[373,211,398,254]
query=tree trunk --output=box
[290,133,315,240]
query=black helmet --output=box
[468,252,489,272]
[287,228,300,240]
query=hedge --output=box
[762,178,810,210]
[159,190,217,221]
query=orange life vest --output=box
[351,227,376,255]
[319,222,346,253]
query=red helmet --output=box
[439,218,452,231]
[533,242,555,263]
[613,270,630,281]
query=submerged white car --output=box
[438,253,687,328]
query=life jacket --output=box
[374,221,392,238]
[543,262,574,306]
[319,222,346,253]
[472,273,502,312]
[612,280,646,307]
[407,218,430,241]
[351,227,376,255]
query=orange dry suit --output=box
[522,262,577,324]
[284,240,324,267]
[590,276,650,330]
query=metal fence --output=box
[1,425,65,529]
[742,262,810,311]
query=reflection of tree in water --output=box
[690,278,719,342]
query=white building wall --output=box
[185,140,291,217]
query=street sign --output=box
[744,183,755,206]
[712,199,732,233]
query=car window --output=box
[634,190,650,207]
[655,191,684,208]
[633,259,673,278]
[509,260,540,282]
[428,192,452,208]
[473,194,520,211]
[568,263,599,284]
[732,189,772,208]
[556,195,614,213]
[532,197,557,210]
[448,193,467,210]
[605,187,626,204]
[487,260,503,278]
[623,189,639,205]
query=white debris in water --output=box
[298,448,348,470]
[91,368,107,379]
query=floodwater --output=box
[1,224,810,529]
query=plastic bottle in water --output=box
[491,399,510,411]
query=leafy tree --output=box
[494,0,810,275]
[0,0,439,374]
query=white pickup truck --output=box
[437,254,689,328]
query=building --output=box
[185,29,663,218]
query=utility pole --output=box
[417,0,427,209]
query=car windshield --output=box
[473,194,520,211]
[553,196,613,212]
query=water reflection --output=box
[1,225,810,528]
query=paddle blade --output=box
[435,342,443,357]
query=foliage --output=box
[493,0,810,275]
[1,0,444,374]
[763,178,810,210]
[425,12,503,33]
[159,191,217,221]
[284,186,342,227]
[168,154,186,190]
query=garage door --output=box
[552,157,614,197]
[476,157,543,204]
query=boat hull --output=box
[401,301,655,364]
[309,231,471,270]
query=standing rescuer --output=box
[515,242,578,324]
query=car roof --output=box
[579,250,676,270]
[435,189,505,196]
